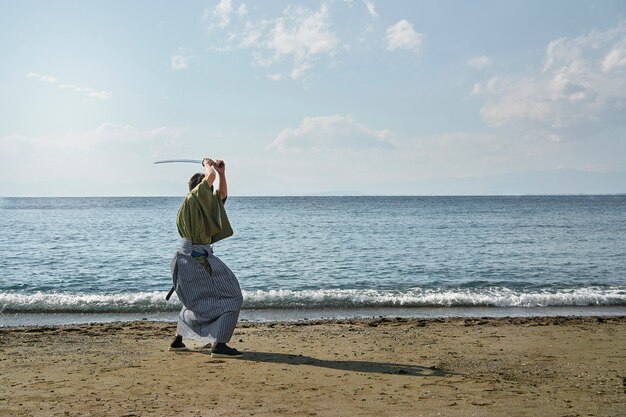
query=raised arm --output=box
[202,158,216,186]
[213,160,228,201]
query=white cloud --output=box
[1,123,182,151]
[363,0,378,17]
[238,20,265,49]
[472,77,499,96]
[0,123,185,194]
[269,114,392,150]
[215,0,233,28]
[59,84,113,101]
[386,19,422,52]
[265,5,339,79]
[209,4,340,80]
[467,55,492,69]
[26,72,57,83]
[237,3,248,17]
[27,72,112,101]
[203,1,392,80]
[203,0,248,30]
[398,131,517,178]
[258,127,602,194]
[474,23,626,140]
[171,48,195,71]
[602,41,626,72]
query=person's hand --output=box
[213,159,225,174]
[202,158,214,168]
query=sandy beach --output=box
[1,316,624,417]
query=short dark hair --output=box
[188,173,204,191]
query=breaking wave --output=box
[1,287,625,313]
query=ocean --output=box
[1,195,625,326]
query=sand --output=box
[1,316,625,417]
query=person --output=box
[167,157,243,358]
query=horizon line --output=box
[2,193,625,198]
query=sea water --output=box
[1,195,625,325]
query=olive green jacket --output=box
[176,180,233,244]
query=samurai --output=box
[167,157,243,358]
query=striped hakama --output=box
[169,179,241,344]
[171,238,243,343]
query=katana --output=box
[154,159,203,165]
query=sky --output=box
[1,0,625,196]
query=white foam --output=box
[241,287,626,308]
[1,287,624,313]
[0,291,177,313]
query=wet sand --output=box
[1,316,625,416]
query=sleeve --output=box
[213,185,227,203]
[176,180,233,244]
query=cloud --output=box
[363,0,378,17]
[58,84,113,100]
[474,23,626,141]
[602,40,626,72]
[265,5,339,79]
[237,4,248,17]
[204,2,369,80]
[27,72,112,101]
[259,127,604,195]
[205,0,233,29]
[0,123,182,151]
[203,0,248,29]
[171,48,195,71]
[467,55,492,69]
[0,124,190,196]
[386,19,422,52]
[269,114,392,150]
[202,1,395,80]
[26,72,57,83]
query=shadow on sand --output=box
[192,350,449,377]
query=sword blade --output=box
[154,159,203,165]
